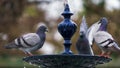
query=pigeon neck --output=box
[36,31,46,47]
[36,29,44,34]
[80,34,85,39]
[98,24,107,31]
[40,33,45,40]
[37,31,45,36]
[36,30,45,39]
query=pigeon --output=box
[4,24,48,56]
[76,16,94,55]
[93,17,120,57]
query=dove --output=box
[4,24,48,56]
[93,17,120,57]
[76,16,94,55]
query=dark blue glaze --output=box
[58,4,77,54]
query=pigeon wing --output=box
[86,21,101,46]
[93,31,120,53]
[19,33,41,52]
[80,16,88,33]
[21,33,40,47]
[93,31,114,47]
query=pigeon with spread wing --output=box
[76,16,94,55]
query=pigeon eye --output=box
[99,19,102,24]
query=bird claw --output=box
[103,55,110,58]
[98,54,110,58]
[27,53,33,56]
[25,52,33,56]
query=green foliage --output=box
[82,0,105,15]
[24,5,39,17]
[0,56,40,68]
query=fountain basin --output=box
[23,55,112,68]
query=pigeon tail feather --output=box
[110,43,120,54]
[4,42,19,49]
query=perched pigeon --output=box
[93,17,120,57]
[4,24,48,56]
[76,16,94,55]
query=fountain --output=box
[23,2,112,68]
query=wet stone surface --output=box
[23,55,112,68]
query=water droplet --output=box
[29,62,32,65]
[23,61,27,68]
[38,66,41,68]
[24,66,26,68]
[38,59,41,61]
[33,64,37,66]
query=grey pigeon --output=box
[93,17,120,57]
[76,16,94,55]
[4,24,48,56]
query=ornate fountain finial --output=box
[64,0,68,6]
[58,3,77,54]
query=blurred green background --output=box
[0,0,120,68]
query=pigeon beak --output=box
[98,19,102,24]
[46,29,48,32]
[98,18,103,24]
[98,17,108,24]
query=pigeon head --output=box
[80,32,85,38]
[36,24,48,34]
[98,17,108,31]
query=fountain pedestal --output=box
[23,3,112,68]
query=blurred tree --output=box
[0,0,47,56]
[83,0,105,16]
[0,0,28,56]
[0,0,27,40]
